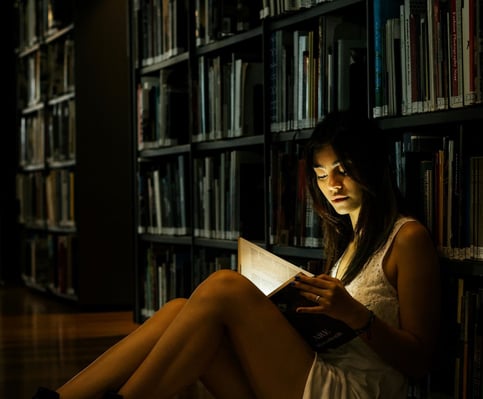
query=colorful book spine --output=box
[373,0,400,118]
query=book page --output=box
[237,237,313,296]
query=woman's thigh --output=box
[194,270,316,399]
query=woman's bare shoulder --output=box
[394,219,439,266]
[396,219,434,247]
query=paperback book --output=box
[237,237,356,352]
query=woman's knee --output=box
[148,297,187,324]
[164,297,189,310]
[197,269,257,302]
[206,269,248,288]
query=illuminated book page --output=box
[237,237,313,296]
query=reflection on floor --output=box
[0,283,137,399]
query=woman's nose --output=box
[328,175,342,192]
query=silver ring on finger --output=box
[314,295,321,304]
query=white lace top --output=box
[303,217,415,399]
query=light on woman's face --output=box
[312,145,363,222]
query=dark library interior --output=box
[2,0,483,398]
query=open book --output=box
[237,237,356,352]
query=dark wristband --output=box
[354,310,375,336]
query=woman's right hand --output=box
[292,274,371,330]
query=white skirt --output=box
[302,338,408,399]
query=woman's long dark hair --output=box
[304,111,406,285]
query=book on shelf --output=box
[449,0,464,108]
[237,237,357,352]
[404,0,429,115]
[137,76,160,149]
[424,0,449,112]
[139,158,187,236]
[158,69,187,146]
[432,0,451,110]
[335,38,366,112]
[453,281,483,398]
[461,0,477,106]
[325,18,366,115]
[372,0,400,117]
[239,60,263,136]
[387,16,403,116]
[395,134,444,242]
[470,156,483,260]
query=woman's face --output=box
[312,144,363,226]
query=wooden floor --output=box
[0,283,138,399]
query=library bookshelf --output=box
[129,1,483,397]
[14,0,134,307]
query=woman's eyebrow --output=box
[313,161,341,169]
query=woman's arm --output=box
[367,221,441,377]
[293,221,441,378]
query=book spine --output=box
[462,0,476,106]
[449,0,463,107]
[477,0,483,103]
[426,0,436,111]
[373,0,386,117]
[403,0,413,115]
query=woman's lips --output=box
[332,195,348,203]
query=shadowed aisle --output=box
[0,284,138,399]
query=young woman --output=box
[33,111,441,399]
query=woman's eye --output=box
[316,174,328,180]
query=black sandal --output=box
[104,391,123,399]
[32,387,59,399]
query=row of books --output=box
[260,0,332,19]
[16,0,74,49]
[21,232,77,297]
[133,0,188,67]
[139,146,323,249]
[141,245,190,317]
[373,0,483,118]
[17,171,45,228]
[44,168,75,229]
[393,128,483,261]
[270,143,324,248]
[18,51,44,107]
[19,95,76,168]
[136,0,483,139]
[134,0,337,66]
[17,21,75,109]
[453,278,483,399]
[269,16,367,132]
[136,70,188,150]
[137,155,188,236]
[469,156,483,261]
[47,96,76,164]
[194,0,259,46]
[195,54,263,141]
[192,150,264,241]
[137,129,483,259]
[141,244,236,317]
[46,36,75,98]
[19,111,45,167]
[136,2,369,141]
[16,169,75,230]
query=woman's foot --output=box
[104,392,123,399]
[32,387,59,399]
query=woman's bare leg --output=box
[56,298,188,399]
[55,270,315,399]
[118,270,315,399]
[56,295,255,399]
[198,334,256,398]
